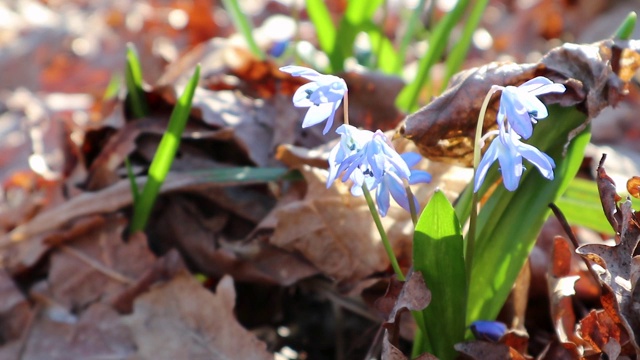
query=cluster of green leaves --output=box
[305,0,490,112]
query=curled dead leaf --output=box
[402,39,640,165]
[124,273,272,359]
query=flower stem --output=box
[404,180,418,226]
[343,92,350,126]
[467,86,500,285]
[362,185,405,281]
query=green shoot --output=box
[125,43,149,118]
[221,0,266,60]
[129,65,201,234]
[613,11,637,40]
[396,0,471,112]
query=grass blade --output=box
[125,43,149,118]
[396,0,470,112]
[129,65,201,233]
[440,0,489,92]
[221,0,265,60]
[306,0,337,67]
[394,0,428,74]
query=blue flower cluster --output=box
[474,77,566,192]
[280,66,431,216]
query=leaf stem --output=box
[362,185,405,280]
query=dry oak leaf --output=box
[47,216,156,311]
[378,271,433,360]
[18,302,135,359]
[402,39,640,165]
[270,165,409,284]
[577,200,640,355]
[124,273,271,360]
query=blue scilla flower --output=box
[279,65,348,134]
[496,76,565,139]
[470,320,508,342]
[327,125,431,216]
[474,127,555,192]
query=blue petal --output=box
[321,99,341,134]
[387,171,415,213]
[497,137,523,191]
[502,89,534,139]
[301,102,334,128]
[326,145,341,188]
[409,170,432,185]
[517,76,553,92]
[517,141,555,180]
[376,180,391,216]
[519,76,565,96]
[401,152,422,167]
[292,82,319,107]
[529,83,565,96]
[309,82,346,104]
[279,65,323,81]
[474,138,500,192]
[515,89,549,119]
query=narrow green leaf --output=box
[365,22,399,74]
[396,0,470,112]
[329,0,384,72]
[394,0,429,74]
[466,106,590,327]
[613,11,637,40]
[556,177,640,235]
[125,43,149,118]
[221,0,265,60]
[130,65,201,233]
[305,0,337,63]
[125,157,139,205]
[413,190,467,359]
[103,74,121,100]
[440,0,489,92]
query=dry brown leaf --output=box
[124,273,272,359]
[19,302,135,359]
[150,194,318,286]
[46,215,156,310]
[271,166,399,283]
[577,199,640,354]
[548,237,581,346]
[402,39,640,165]
[455,340,528,360]
[0,269,32,346]
[378,271,432,360]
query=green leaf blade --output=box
[396,0,470,112]
[125,43,149,119]
[220,0,265,60]
[413,190,467,359]
[130,65,201,233]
